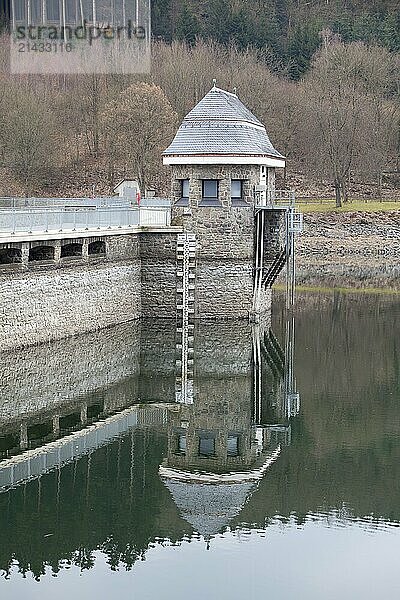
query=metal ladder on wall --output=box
[176,233,196,404]
[283,315,300,420]
[285,208,303,309]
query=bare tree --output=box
[300,36,398,206]
[101,82,178,193]
[4,93,59,192]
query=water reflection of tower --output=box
[253,315,300,447]
[160,319,300,539]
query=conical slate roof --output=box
[163,87,284,161]
[160,446,282,538]
[163,480,255,538]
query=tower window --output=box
[203,179,218,199]
[231,179,248,206]
[176,179,189,206]
[227,435,240,457]
[177,434,187,455]
[182,179,189,198]
[231,180,242,199]
[200,179,220,205]
[231,179,243,200]
[198,433,216,457]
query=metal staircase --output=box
[253,192,303,312]
[175,233,196,405]
[252,316,300,430]
[262,246,287,287]
[261,329,285,377]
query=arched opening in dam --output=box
[61,243,83,259]
[0,247,22,264]
[28,246,55,262]
[88,241,106,255]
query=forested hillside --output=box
[0,1,399,203]
[152,0,400,78]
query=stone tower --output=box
[163,85,287,321]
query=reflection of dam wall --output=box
[0,426,189,580]
[0,315,295,578]
[0,322,141,424]
[139,320,176,402]
[0,315,286,461]
[0,405,169,493]
[0,319,261,430]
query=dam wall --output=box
[0,230,178,351]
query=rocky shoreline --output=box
[295,211,400,290]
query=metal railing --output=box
[0,197,133,209]
[268,190,296,208]
[0,205,171,236]
[0,404,169,493]
[254,189,296,209]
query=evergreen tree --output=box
[256,10,283,56]
[380,12,400,52]
[273,0,289,29]
[287,23,321,80]
[152,0,173,41]
[151,1,400,78]
[175,1,200,46]
[228,7,253,49]
[207,0,237,45]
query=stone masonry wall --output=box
[139,233,178,319]
[0,171,275,348]
[296,211,400,289]
[0,262,141,351]
[0,231,181,351]
[171,164,271,319]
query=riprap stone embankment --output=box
[296,211,400,289]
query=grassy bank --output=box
[274,284,400,296]
[297,200,400,213]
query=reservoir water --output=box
[0,292,399,599]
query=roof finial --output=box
[212,78,217,89]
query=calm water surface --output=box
[0,292,399,599]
